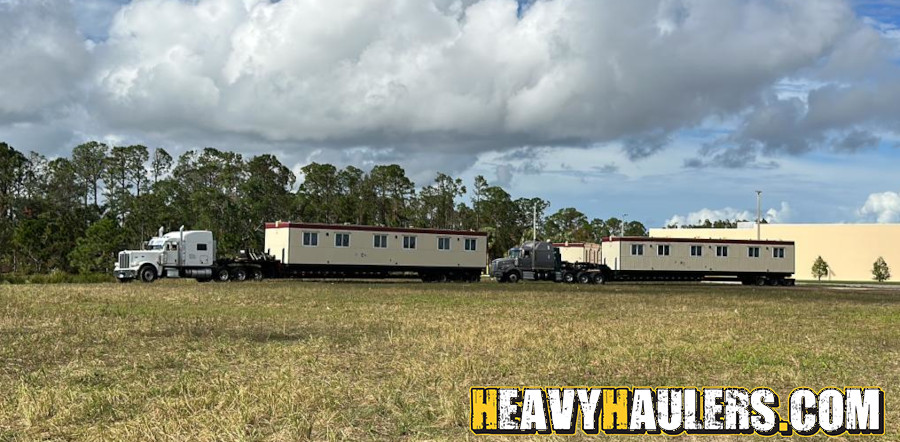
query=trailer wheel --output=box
[139,266,157,283]
[215,268,230,282]
[251,269,263,281]
[755,276,766,286]
[592,273,605,285]
[563,272,575,283]
[577,272,591,284]
[233,268,247,282]
[506,271,520,283]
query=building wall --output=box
[600,238,794,274]
[264,223,487,269]
[554,242,601,264]
[649,224,900,281]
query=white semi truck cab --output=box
[114,226,228,283]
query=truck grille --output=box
[119,253,129,269]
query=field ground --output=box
[0,281,897,441]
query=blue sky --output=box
[3,0,900,227]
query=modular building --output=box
[649,223,900,282]
[599,236,795,284]
[264,222,487,281]
[552,242,601,265]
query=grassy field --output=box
[0,281,897,441]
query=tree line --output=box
[0,141,648,275]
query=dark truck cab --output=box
[490,240,609,284]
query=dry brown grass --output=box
[0,281,897,441]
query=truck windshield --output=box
[147,239,165,250]
[508,248,521,259]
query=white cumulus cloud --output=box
[666,202,792,227]
[858,191,900,223]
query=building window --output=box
[690,245,702,257]
[373,234,388,249]
[657,245,670,256]
[631,244,644,256]
[465,238,477,251]
[403,235,417,249]
[716,246,728,257]
[197,243,207,251]
[748,246,760,258]
[302,232,318,246]
[438,237,451,250]
[335,233,350,248]
[773,247,785,258]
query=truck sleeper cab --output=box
[114,228,226,283]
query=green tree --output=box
[544,208,591,243]
[418,172,466,228]
[297,163,339,223]
[811,256,829,281]
[241,154,296,244]
[369,164,415,226]
[514,197,550,242]
[150,148,173,184]
[103,145,149,222]
[624,220,648,236]
[71,141,108,209]
[336,166,372,225]
[68,218,125,274]
[873,257,891,282]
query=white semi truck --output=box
[114,227,267,283]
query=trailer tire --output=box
[563,272,575,283]
[233,268,247,282]
[592,273,605,285]
[139,266,157,283]
[755,276,766,286]
[506,271,520,283]
[215,268,230,282]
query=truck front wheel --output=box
[506,271,520,283]
[139,266,157,283]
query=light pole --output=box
[755,190,762,240]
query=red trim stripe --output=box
[602,236,794,246]
[264,222,489,237]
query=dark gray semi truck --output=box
[489,240,608,284]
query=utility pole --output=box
[755,190,762,240]
[532,203,537,242]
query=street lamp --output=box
[755,191,762,240]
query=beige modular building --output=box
[264,222,487,281]
[599,237,795,278]
[553,242,602,265]
[650,223,900,282]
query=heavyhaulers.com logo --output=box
[470,387,883,436]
